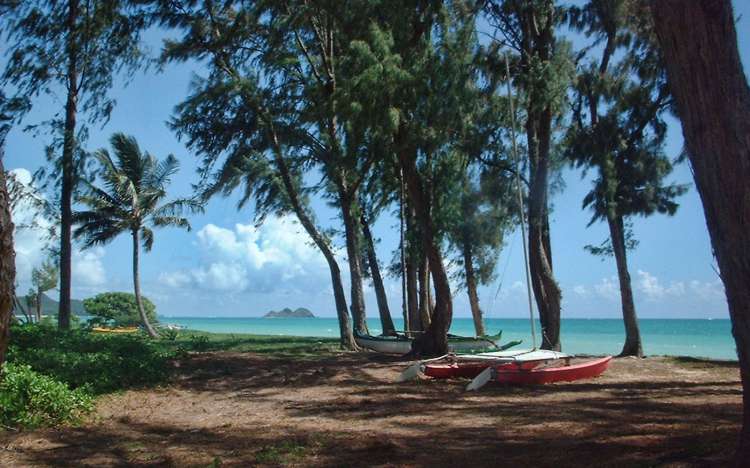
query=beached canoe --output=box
[354,331,502,355]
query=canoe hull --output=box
[494,356,612,385]
[423,355,612,384]
[355,334,497,355]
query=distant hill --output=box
[263,307,315,318]
[13,293,86,318]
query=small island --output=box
[263,307,315,318]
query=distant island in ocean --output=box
[263,307,316,318]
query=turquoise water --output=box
[161,317,737,360]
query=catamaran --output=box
[396,54,611,390]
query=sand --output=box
[0,352,742,467]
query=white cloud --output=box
[636,270,685,301]
[73,247,107,287]
[9,169,56,286]
[572,284,589,298]
[158,270,192,289]
[594,276,620,301]
[159,215,333,294]
[689,279,725,301]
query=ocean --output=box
[161,317,737,360]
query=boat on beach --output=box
[420,349,611,384]
[354,330,504,355]
[399,349,611,387]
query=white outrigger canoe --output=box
[354,331,503,355]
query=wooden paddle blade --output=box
[466,367,494,391]
[396,363,422,382]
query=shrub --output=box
[0,363,94,429]
[7,324,174,394]
[83,292,157,327]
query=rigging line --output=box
[504,52,537,350]
[487,231,515,318]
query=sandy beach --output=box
[0,352,741,467]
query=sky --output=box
[4,3,749,320]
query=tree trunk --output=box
[361,212,396,336]
[527,139,562,351]
[0,154,15,366]
[339,188,368,335]
[418,250,431,330]
[399,169,409,333]
[58,0,79,330]
[652,1,750,461]
[266,127,355,349]
[132,230,158,338]
[608,214,642,357]
[463,240,486,337]
[36,288,42,323]
[397,136,452,357]
[405,206,420,333]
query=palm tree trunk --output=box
[58,0,79,330]
[339,187,368,335]
[608,214,642,357]
[361,212,396,336]
[132,230,158,338]
[0,154,15,366]
[463,240,486,337]
[652,2,750,461]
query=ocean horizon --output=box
[159,316,737,361]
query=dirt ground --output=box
[0,352,742,467]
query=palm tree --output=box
[74,133,197,337]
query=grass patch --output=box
[255,440,311,464]
[7,324,176,394]
[160,330,341,357]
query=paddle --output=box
[466,366,494,391]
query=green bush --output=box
[7,324,174,394]
[83,292,158,327]
[0,363,94,429]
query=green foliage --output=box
[564,0,687,226]
[83,291,157,327]
[31,258,58,293]
[1,0,148,192]
[0,363,94,429]
[6,324,174,394]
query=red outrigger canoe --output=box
[423,356,612,385]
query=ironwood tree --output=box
[651,0,750,461]
[155,0,360,348]
[485,0,573,350]
[565,0,686,357]
[2,0,146,329]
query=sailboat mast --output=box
[504,53,538,350]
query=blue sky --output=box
[5,3,749,320]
